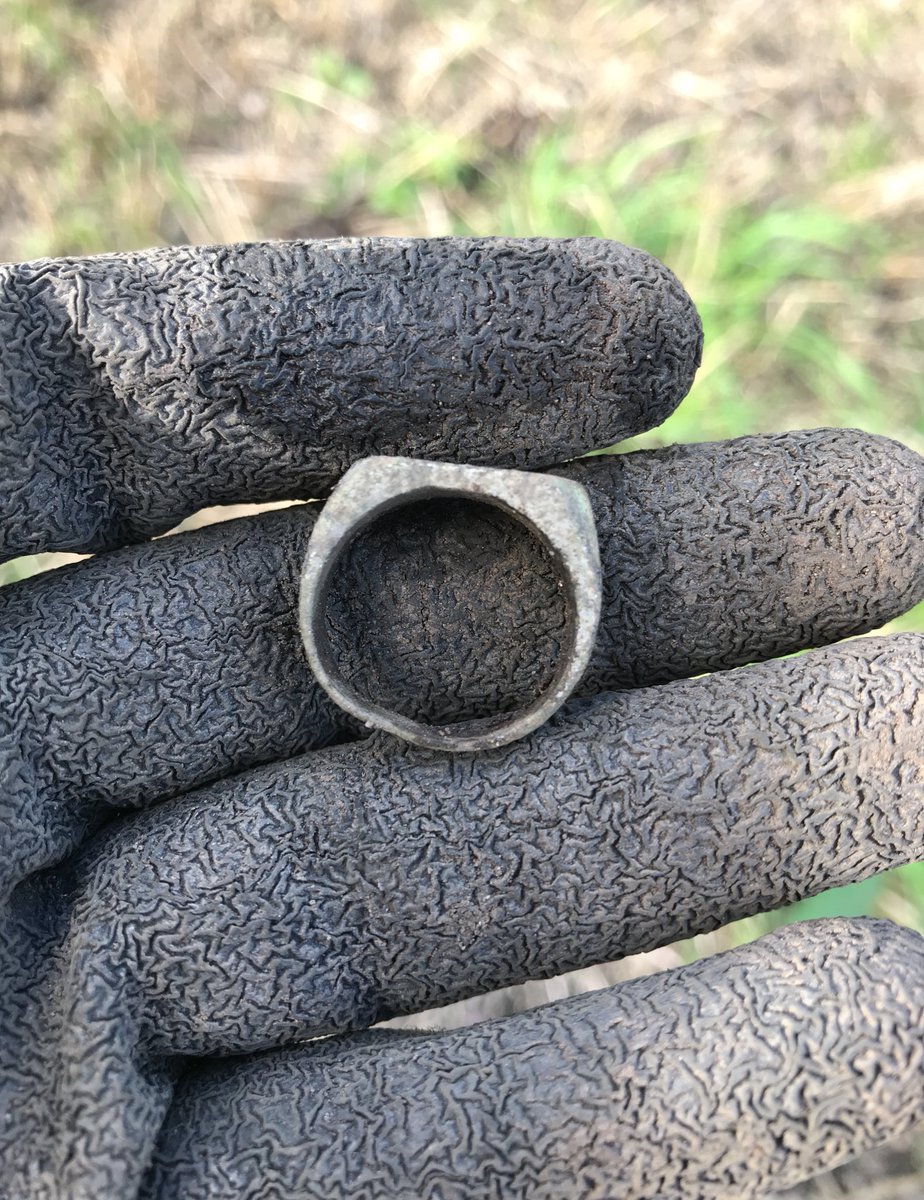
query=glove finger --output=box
[2,429,921,898]
[0,237,702,559]
[56,635,924,1052]
[9,634,920,1194]
[142,918,924,1200]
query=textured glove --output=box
[0,237,921,1200]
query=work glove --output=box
[0,238,921,1200]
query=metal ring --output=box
[298,456,601,753]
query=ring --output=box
[298,456,601,753]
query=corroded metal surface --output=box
[299,456,602,751]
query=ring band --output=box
[299,456,601,753]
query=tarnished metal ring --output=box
[299,456,601,753]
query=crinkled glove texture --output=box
[0,236,922,1200]
[0,237,701,555]
[145,919,924,1200]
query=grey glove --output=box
[0,237,921,1200]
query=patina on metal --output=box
[299,456,602,752]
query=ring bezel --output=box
[299,457,601,753]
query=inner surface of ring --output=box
[321,497,570,726]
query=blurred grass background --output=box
[1,2,923,1181]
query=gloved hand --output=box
[0,238,922,1200]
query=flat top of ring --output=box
[299,456,602,753]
